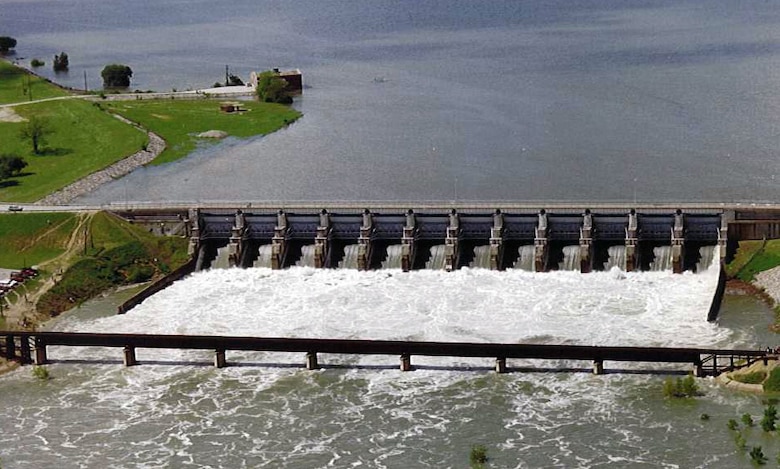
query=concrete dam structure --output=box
[182,207,728,274]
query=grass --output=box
[726,240,780,282]
[0,212,76,268]
[732,371,767,385]
[36,211,188,316]
[0,60,69,105]
[0,99,146,202]
[763,368,780,392]
[102,99,301,165]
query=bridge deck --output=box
[1,331,767,377]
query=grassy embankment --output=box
[35,211,188,317]
[0,62,146,202]
[726,239,780,283]
[102,99,301,165]
[0,211,188,325]
[0,59,69,104]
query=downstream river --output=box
[4,0,780,203]
[0,260,778,467]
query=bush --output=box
[750,446,767,465]
[728,419,739,431]
[32,365,49,380]
[53,52,69,72]
[30,58,44,67]
[469,445,488,468]
[761,405,777,432]
[101,64,133,88]
[663,375,702,398]
[742,413,755,427]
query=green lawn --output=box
[0,99,146,202]
[726,239,780,282]
[103,99,301,165]
[0,59,69,105]
[0,212,76,268]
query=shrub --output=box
[734,432,746,451]
[53,52,69,72]
[749,446,767,465]
[32,365,49,380]
[469,445,488,468]
[742,413,755,427]
[728,419,739,431]
[663,375,702,398]
[761,405,777,432]
[30,58,44,67]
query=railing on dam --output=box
[0,331,769,377]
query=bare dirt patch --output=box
[0,107,26,123]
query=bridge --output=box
[0,331,769,377]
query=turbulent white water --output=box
[558,245,581,271]
[381,244,403,269]
[425,245,447,270]
[254,244,274,268]
[470,245,491,269]
[1,247,773,467]
[295,245,316,268]
[650,245,673,271]
[338,244,360,269]
[513,244,535,271]
[212,246,230,269]
[605,245,627,271]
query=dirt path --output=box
[3,212,94,330]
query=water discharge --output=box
[295,245,316,268]
[425,245,446,270]
[558,245,581,271]
[338,244,359,269]
[470,245,491,269]
[254,244,274,268]
[604,245,626,271]
[0,247,774,467]
[513,244,535,271]
[381,244,403,269]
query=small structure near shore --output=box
[250,68,302,95]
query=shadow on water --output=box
[44,359,691,375]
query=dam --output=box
[174,206,731,274]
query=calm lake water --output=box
[4,0,780,203]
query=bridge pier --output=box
[19,337,31,364]
[4,335,14,360]
[214,349,227,368]
[401,210,416,272]
[187,208,200,259]
[445,209,459,272]
[400,353,412,371]
[123,345,137,366]
[592,359,604,375]
[34,338,47,365]
[534,210,549,272]
[306,352,319,370]
[693,359,704,378]
[495,357,507,374]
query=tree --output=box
[101,64,133,88]
[0,36,17,54]
[53,52,69,72]
[18,116,53,154]
[256,71,292,104]
[0,154,27,180]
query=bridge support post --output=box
[5,335,15,360]
[534,210,549,272]
[400,353,412,371]
[580,209,593,273]
[306,352,319,370]
[672,210,684,274]
[401,210,416,272]
[693,359,704,378]
[490,209,504,270]
[314,210,331,268]
[214,349,227,368]
[123,346,137,366]
[445,209,459,272]
[592,359,604,375]
[271,210,288,270]
[34,338,47,365]
[358,209,373,271]
[495,357,507,374]
[228,210,246,268]
[626,210,638,272]
[19,337,31,364]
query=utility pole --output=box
[84,70,88,92]
[225,65,229,86]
